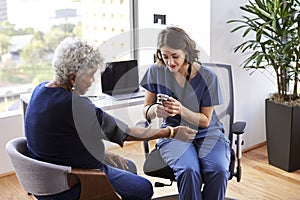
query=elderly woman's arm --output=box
[126,126,196,142]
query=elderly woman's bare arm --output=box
[126,126,196,142]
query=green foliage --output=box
[53,23,76,33]
[228,0,300,101]
[73,22,82,37]
[0,21,81,86]
[0,21,17,36]
[0,34,10,55]
[44,25,75,52]
[1,64,53,84]
[20,40,49,64]
[0,21,34,36]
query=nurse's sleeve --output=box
[140,64,157,93]
[202,73,223,107]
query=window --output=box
[0,0,136,113]
[81,0,134,62]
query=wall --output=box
[137,0,211,68]
[210,0,276,148]
[0,111,24,174]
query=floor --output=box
[1,142,300,200]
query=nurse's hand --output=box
[159,97,182,117]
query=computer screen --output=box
[101,60,139,96]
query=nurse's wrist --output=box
[144,105,156,120]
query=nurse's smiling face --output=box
[160,45,186,73]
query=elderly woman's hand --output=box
[104,151,129,170]
[172,126,197,142]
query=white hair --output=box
[52,37,104,83]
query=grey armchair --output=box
[5,137,121,200]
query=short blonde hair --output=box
[52,37,104,83]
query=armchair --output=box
[5,137,121,200]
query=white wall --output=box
[0,111,24,174]
[137,0,211,68]
[210,0,277,148]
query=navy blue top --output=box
[140,63,224,138]
[25,82,129,169]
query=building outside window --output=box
[0,0,7,22]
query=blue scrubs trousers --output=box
[158,132,231,200]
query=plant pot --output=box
[265,99,300,172]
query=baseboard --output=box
[243,141,266,153]
[0,171,15,178]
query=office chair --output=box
[5,137,121,200]
[141,63,247,197]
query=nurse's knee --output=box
[217,163,230,180]
[208,168,230,183]
[176,165,201,181]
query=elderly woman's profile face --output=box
[73,67,98,95]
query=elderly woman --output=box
[25,37,196,200]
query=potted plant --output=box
[227,0,300,171]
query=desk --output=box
[91,95,146,127]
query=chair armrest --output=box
[231,121,246,182]
[135,120,151,158]
[70,168,121,200]
[144,141,150,155]
[232,121,247,135]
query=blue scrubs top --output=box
[140,63,224,138]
